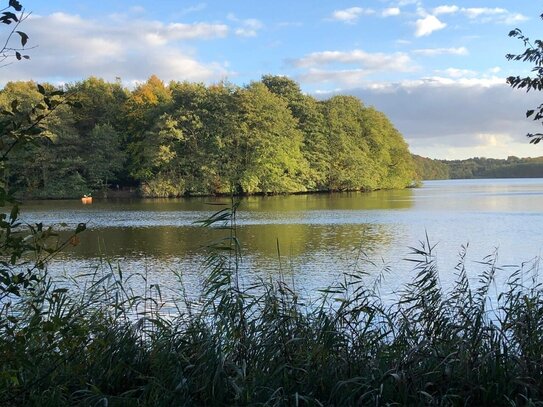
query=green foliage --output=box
[507,12,543,143]
[360,107,415,189]
[323,95,375,190]
[445,156,543,179]
[412,154,450,180]
[0,75,417,198]
[140,174,185,197]
[235,82,308,194]
[2,206,543,405]
[0,82,86,340]
[0,78,129,198]
[262,75,330,190]
[413,155,543,180]
[0,2,87,339]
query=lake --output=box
[18,178,543,300]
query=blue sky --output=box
[4,1,543,159]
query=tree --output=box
[322,96,378,191]
[234,82,308,194]
[359,107,415,189]
[0,74,417,197]
[124,75,173,183]
[261,75,329,190]
[506,13,543,143]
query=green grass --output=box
[1,207,543,406]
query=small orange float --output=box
[81,195,93,204]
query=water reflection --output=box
[20,189,415,229]
[61,223,394,260]
[18,180,543,297]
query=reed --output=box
[1,204,543,406]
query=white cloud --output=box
[164,22,228,40]
[227,14,264,37]
[461,7,528,24]
[293,49,414,72]
[396,0,421,6]
[382,8,400,17]
[420,6,527,25]
[503,13,529,24]
[438,68,477,78]
[433,5,459,15]
[474,133,507,147]
[319,78,542,159]
[413,47,468,56]
[330,7,374,23]
[415,15,446,37]
[299,69,369,85]
[235,19,264,37]
[4,12,230,85]
[462,7,506,19]
[404,76,504,87]
[293,50,418,86]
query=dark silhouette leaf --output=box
[16,31,28,47]
[9,0,22,11]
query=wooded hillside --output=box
[0,76,416,198]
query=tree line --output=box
[413,154,543,180]
[0,75,416,198]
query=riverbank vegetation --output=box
[2,203,543,406]
[0,76,415,198]
[414,154,543,180]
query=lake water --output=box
[18,178,543,300]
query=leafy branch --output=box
[0,0,32,67]
[506,13,543,144]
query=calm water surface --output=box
[19,179,543,299]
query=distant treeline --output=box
[413,154,543,180]
[0,76,416,199]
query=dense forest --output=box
[413,155,543,180]
[0,75,416,199]
[412,154,450,180]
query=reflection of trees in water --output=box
[54,222,397,298]
[240,223,393,258]
[240,189,414,212]
[38,190,412,280]
[60,223,394,262]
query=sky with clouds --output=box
[4,1,543,159]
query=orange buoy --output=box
[81,195,92,204]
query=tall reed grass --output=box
[1,204,543,406]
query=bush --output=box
[140,175,185,197]
[2,206,543,406]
